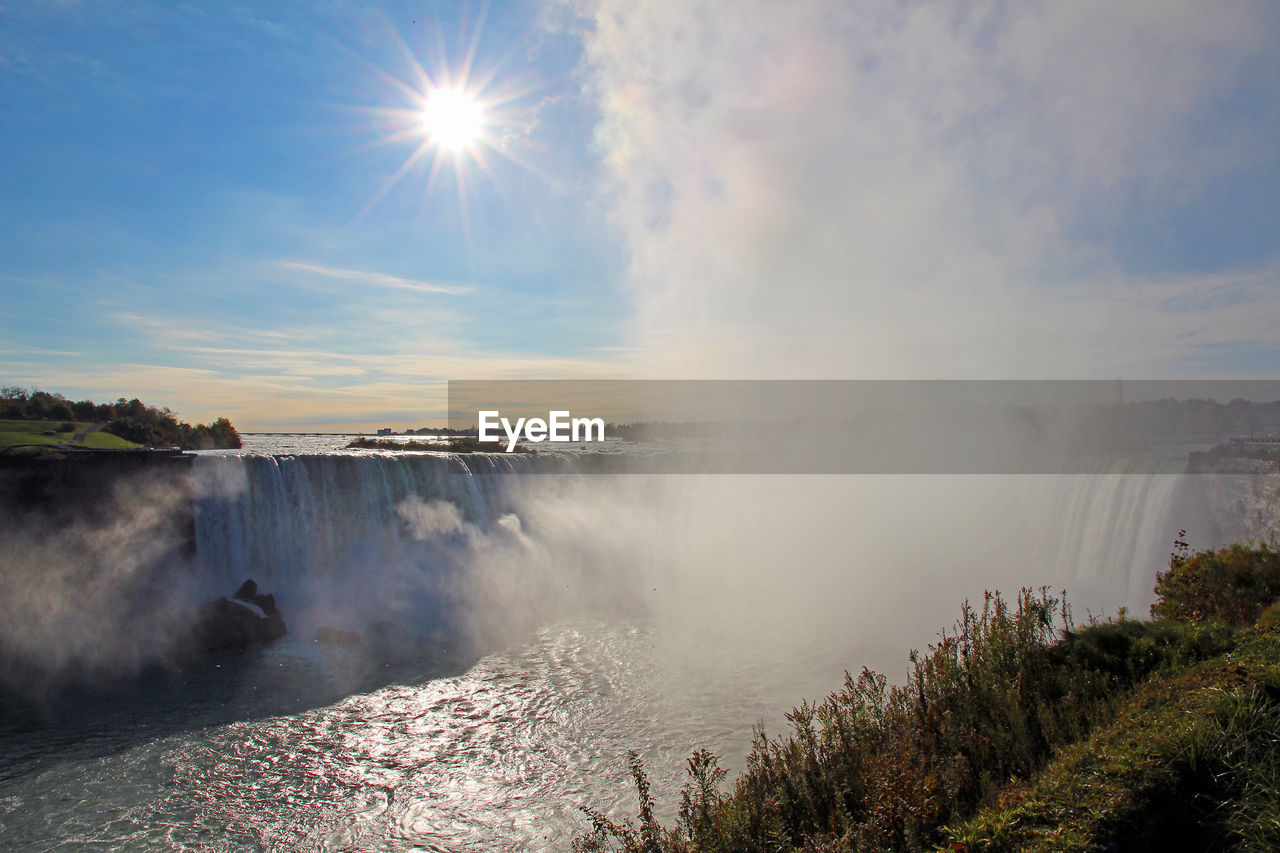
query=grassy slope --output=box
[0,419,140,450]
[946,628,1280,852]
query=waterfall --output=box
[1036,457,1191,609]
[188,450,1199,630]
[188,452,572,636]
[0,445,1219,690]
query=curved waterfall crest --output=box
[189,452,569,609]
[189,449,1197,625]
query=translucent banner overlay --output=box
[447,380,1280,473]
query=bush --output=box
[577,590,1171,853]
[1152,537,1280,627]
[579,577,1253,853]
[1256,602,1280,633]
[1052,617,1235,687]
[578,533,1280,853]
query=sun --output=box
[420,88,485,153]
[351,15,551,229]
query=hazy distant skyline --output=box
[3,1,1279,430]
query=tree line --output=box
[1,386,241,450]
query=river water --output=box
[1,618,845,851]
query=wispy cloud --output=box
[47,307,641,430]
[0,342,82,358]
[277,261,474,295]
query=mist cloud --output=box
[580,0,1280,377]
[396,496,466,539]
[0,471,198,691]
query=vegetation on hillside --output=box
[0,419,142,451]
[577,537,1280,852]
[1152,534,1280,627]
[947,629,1280,852]
[0,386,240,450]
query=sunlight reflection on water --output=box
[0,619,840,852]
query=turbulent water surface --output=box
[0,618,838,851]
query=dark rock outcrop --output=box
[185,579,287,654]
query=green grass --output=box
[0,419,141,451]
[945,629,1280,852]
[78,430,140,450]
[0,419,82,448]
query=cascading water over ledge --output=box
[188,451,587,647]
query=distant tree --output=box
[207,417,242,449]
[48,399,74,421]
[187,424,214,450]
[0,387,251,450]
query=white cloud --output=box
[11,308,643,430]
[277,261,474,295]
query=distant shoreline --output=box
[240,430,480,437]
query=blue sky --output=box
[2,1,1279,429]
